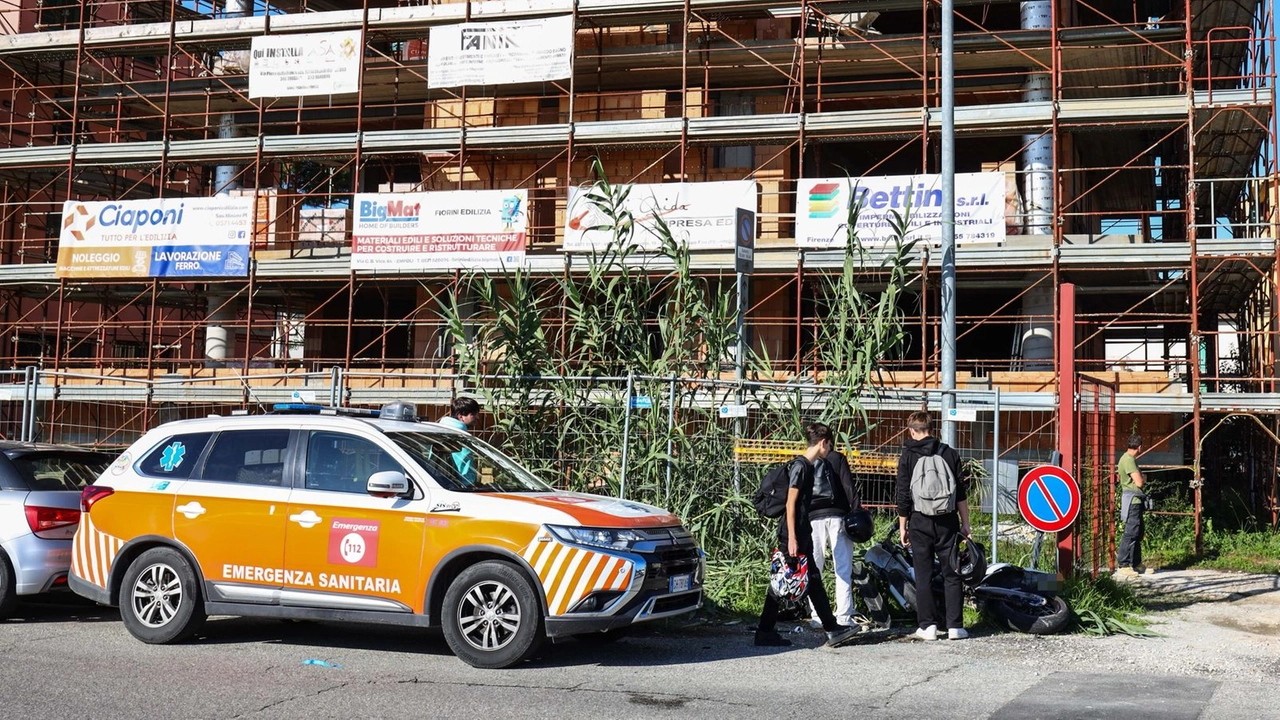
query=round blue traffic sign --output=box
[1017,465,1081,533]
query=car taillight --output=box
[25,505,81,534]
[80,485,114,512]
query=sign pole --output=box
[734,208,755,497]
[940,0,957,447]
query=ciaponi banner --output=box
[56,197,254,278]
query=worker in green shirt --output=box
[1115,434,1154,577]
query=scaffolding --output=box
[0,0,1275,537]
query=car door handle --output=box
[290,510,323,529]
[176,501,206,519]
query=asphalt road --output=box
[2,575,1278,720]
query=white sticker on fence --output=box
[795,173,1006,247]
[249,31,363,99]
[427,16,573,89]
[947,407,978,422]
[718,404,748,418]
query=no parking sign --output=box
[1017,465,1081,533]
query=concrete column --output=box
[205,292,237,366]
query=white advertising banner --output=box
[564,181,759,252]
[249,30,362,99]
[351,190,527,271]
[56,197,254,278]
[795,173,1006,247]
[427,15,573,89]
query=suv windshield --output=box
[387,431,551,493]
[11,451,113,491]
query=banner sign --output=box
[427,15,573,89]
[249,30,362,98]
[350,189,527,270]
[795,173,1006,247]
[56,197,254,278]
[564,181,759,252]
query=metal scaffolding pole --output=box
[940,0,957,445]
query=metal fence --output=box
[6,367,1064,560]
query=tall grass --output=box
[439,162,918,612]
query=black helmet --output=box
[843,509,874,543]
[956,534,988,584]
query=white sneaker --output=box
[948,628,970,640]
[836,615,857,627]
[913,624,938,641]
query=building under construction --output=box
[0,0,1275,537]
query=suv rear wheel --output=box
[441,560,544,669]
[120,547,206,644]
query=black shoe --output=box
[754,630,792,647]
[825,626,861,647]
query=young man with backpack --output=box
[806,446,889,631]
[754,422,862,648]
[895,411,972,641]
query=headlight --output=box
[548,525,644,550]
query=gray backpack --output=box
[911,448,956,516]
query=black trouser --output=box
[908,512,963,631]
[1117,499,1145,570]
[759,554,841,633]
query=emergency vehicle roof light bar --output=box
[270,403,381,418]
[379,401,418,422]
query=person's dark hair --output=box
[907,411,932,435]
[1127,434,1143,450]
[452,396,480,418]
[804,422,833,448]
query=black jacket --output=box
[895,436,968,517]
[810,450,859,520]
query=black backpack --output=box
[752,461,792,519]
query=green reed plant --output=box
[439,160,919,613]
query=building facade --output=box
[0,0,1274,529]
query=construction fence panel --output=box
[29,369,340,449]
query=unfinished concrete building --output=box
[0,0,1274,541]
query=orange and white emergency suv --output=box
[69,402,704,668]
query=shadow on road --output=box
[190,617,457,658]
[183,615,920,668]
[3,594,118,624]
[1127,569,1280,611]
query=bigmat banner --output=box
[351,190,527,270]
[564,181,759,252]
[249,30,362,98]
[427,15,573,88]
[795,173,1006,247]
[56,197,254,278]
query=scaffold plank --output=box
[3,90,1265,170]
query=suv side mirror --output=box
[367,470,409,496]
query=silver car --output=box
[0,442,113,617]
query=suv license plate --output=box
[669,574,691,593]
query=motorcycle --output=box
[862,527,1072,635]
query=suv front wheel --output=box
[441,560,544,668]
[120,547,207,644]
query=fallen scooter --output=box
[862,527,1071,635]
